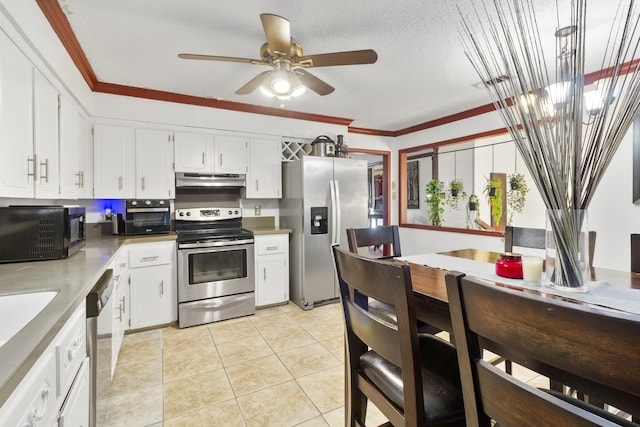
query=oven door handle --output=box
[178,238,254,249]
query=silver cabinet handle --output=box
[120,296,126,314]
[160,280,164,296]
[75,171,82,187]
[39,158,49,183]
[118,176,123,190]
[202,152,205,165]
[255,179,259,191]
[263,268,266,281]
[219,153,223,166]
[141,256,159,262]
[266,246,278,251]
[141,176,145,191]
[80,170,84,188]
[27,155,37,179]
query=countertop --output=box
[0,231,176,408]
[245,226,293,235]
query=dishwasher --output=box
[86,268,114,427]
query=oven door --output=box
[125,208,170,235]
[178,242,255,303]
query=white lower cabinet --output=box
[0,304,87,427]
[128,240,177,329]
[255,234,289,307]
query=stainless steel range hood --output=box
[176,172,246,188]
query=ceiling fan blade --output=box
[260,14,291,57]
[299,49,378,67]
[178,53,267,65]
[235,71,271,95]
[296,69,335,96]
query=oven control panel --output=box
[175,207,242,221]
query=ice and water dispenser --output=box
[310,207,328,234]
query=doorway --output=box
[348,149,391,229]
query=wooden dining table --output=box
[407,248,640,333]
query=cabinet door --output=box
[255,234,289,307]
[33,70,60,199]
[246,139,282,198]
[129,264,175,329]
[174,131,214,173]
[59,95,80,199]
[214,135,247,174]
[0,32,34,198]
[256,255,287,306]
[128,241,176,329]
[76,115,93,198]
[94,124,135,198]
[136,129,175,198]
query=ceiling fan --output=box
[178,13,378,99]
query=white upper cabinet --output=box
[59,95,80,199]
[174,132,247,175]
[76,115,93,198]
[0,31,34,198]
[245,139,282,199]
[33,70,60,199]
[174,131,214,173]
[135,129,175,199]
[93,124,136,198]
[214,135,247,174]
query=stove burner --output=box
[175,207,253,247]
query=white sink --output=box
[0,291,57,347]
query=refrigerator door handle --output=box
[334,180,342,245]
[330,179,337,245]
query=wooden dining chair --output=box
[332,246,465,426]
[347,225,401,259]
[346,226,441,335]
[504,225,597,267]
[445,271,640,426]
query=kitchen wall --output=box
[393,110,640,272]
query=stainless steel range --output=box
[176,207,255,328]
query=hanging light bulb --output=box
[270,62,291,95]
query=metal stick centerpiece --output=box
[459,0,640,290]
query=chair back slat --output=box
[505,226,597,267]
[446,271,640,426]
[475,361,620,427]
[347,225,401,258]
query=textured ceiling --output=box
[56,0,625,131]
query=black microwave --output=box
[0,206,86,263]
[124,199,171,235]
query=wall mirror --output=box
[399,130,544,234]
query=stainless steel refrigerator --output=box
[280,156,368,310]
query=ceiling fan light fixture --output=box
[289,72,306,97]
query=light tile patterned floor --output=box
[97,302,382,426]
[96,301,550,426]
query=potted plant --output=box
[507,172,530,225]
[445,179,467,209]
[425,179,445,226]
[483,176,503,226]
[466,194,480,228]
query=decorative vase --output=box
[545,209,589,291]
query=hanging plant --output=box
[425,179,445,226]
[445,179,467,209]
[466,194,480,229]
[483,176,503,226]
[507,173,530,225]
